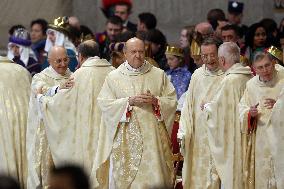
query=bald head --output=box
[124,37,145,68]
[48,46,66,59]
[48,46,69,75]
[124,37,145,51]
[68,16,80,30]
[195,22,214,38]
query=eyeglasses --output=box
[201,53,218,61]
[52,57,69,64]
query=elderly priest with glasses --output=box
[26,46,73,189]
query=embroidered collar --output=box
[124,60,146,72]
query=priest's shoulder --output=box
[104,66,122,79]
[149,65,167,75]
[73,63,114,78]
[245,75,258,88]
[190,66,204,79]
[221,74,246,88]
[32,68,49,81]
[225,71,251,82]
[1,62,30,76]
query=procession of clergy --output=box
[2,28,284,189]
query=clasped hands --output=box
[129,90,158,107]
[249,98,276,117]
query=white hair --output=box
[218,42,240,64]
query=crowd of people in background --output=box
[2,0,284,188]
[6,0,284,92]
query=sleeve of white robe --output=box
[239,87,251,134]
[266,87,284,189]
[97,75,129,131]
[39,68,106,172]
[177,82,194,187]
[177,76,194,154]
[39,89,79,165]
[156,72,177,135]
[91,75,130,188]
[204,79,244,189]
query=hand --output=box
[146,90,158,106]
[200,102,205,111]
[59,77,74,89]
[249,103,259,117]
[129,90,158,106]
[129,95,148,106]
[36,86,43,95]
[264,98,276,109]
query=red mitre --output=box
[102,0,132,10]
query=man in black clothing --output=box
[96,16,123,61]
[114,1,137,32]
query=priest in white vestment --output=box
[95,37,177,189]
[204,42,252,189]
[177,38,225,189]
[37,40,114,188]
[239,51,284,189]
[266,86,284,189]
[26,46,72,189]
[0,56,31,188]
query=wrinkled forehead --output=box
[201,44,217,53]
[56,49,68,57]
[49,47,67,59]
[126,40,145,51]
[253,56,271,66]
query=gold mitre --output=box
[165,45,184,57]
[267,46,283,62]
[240,55,250,66]
[49,16,71,37]
[190,38,201,56]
